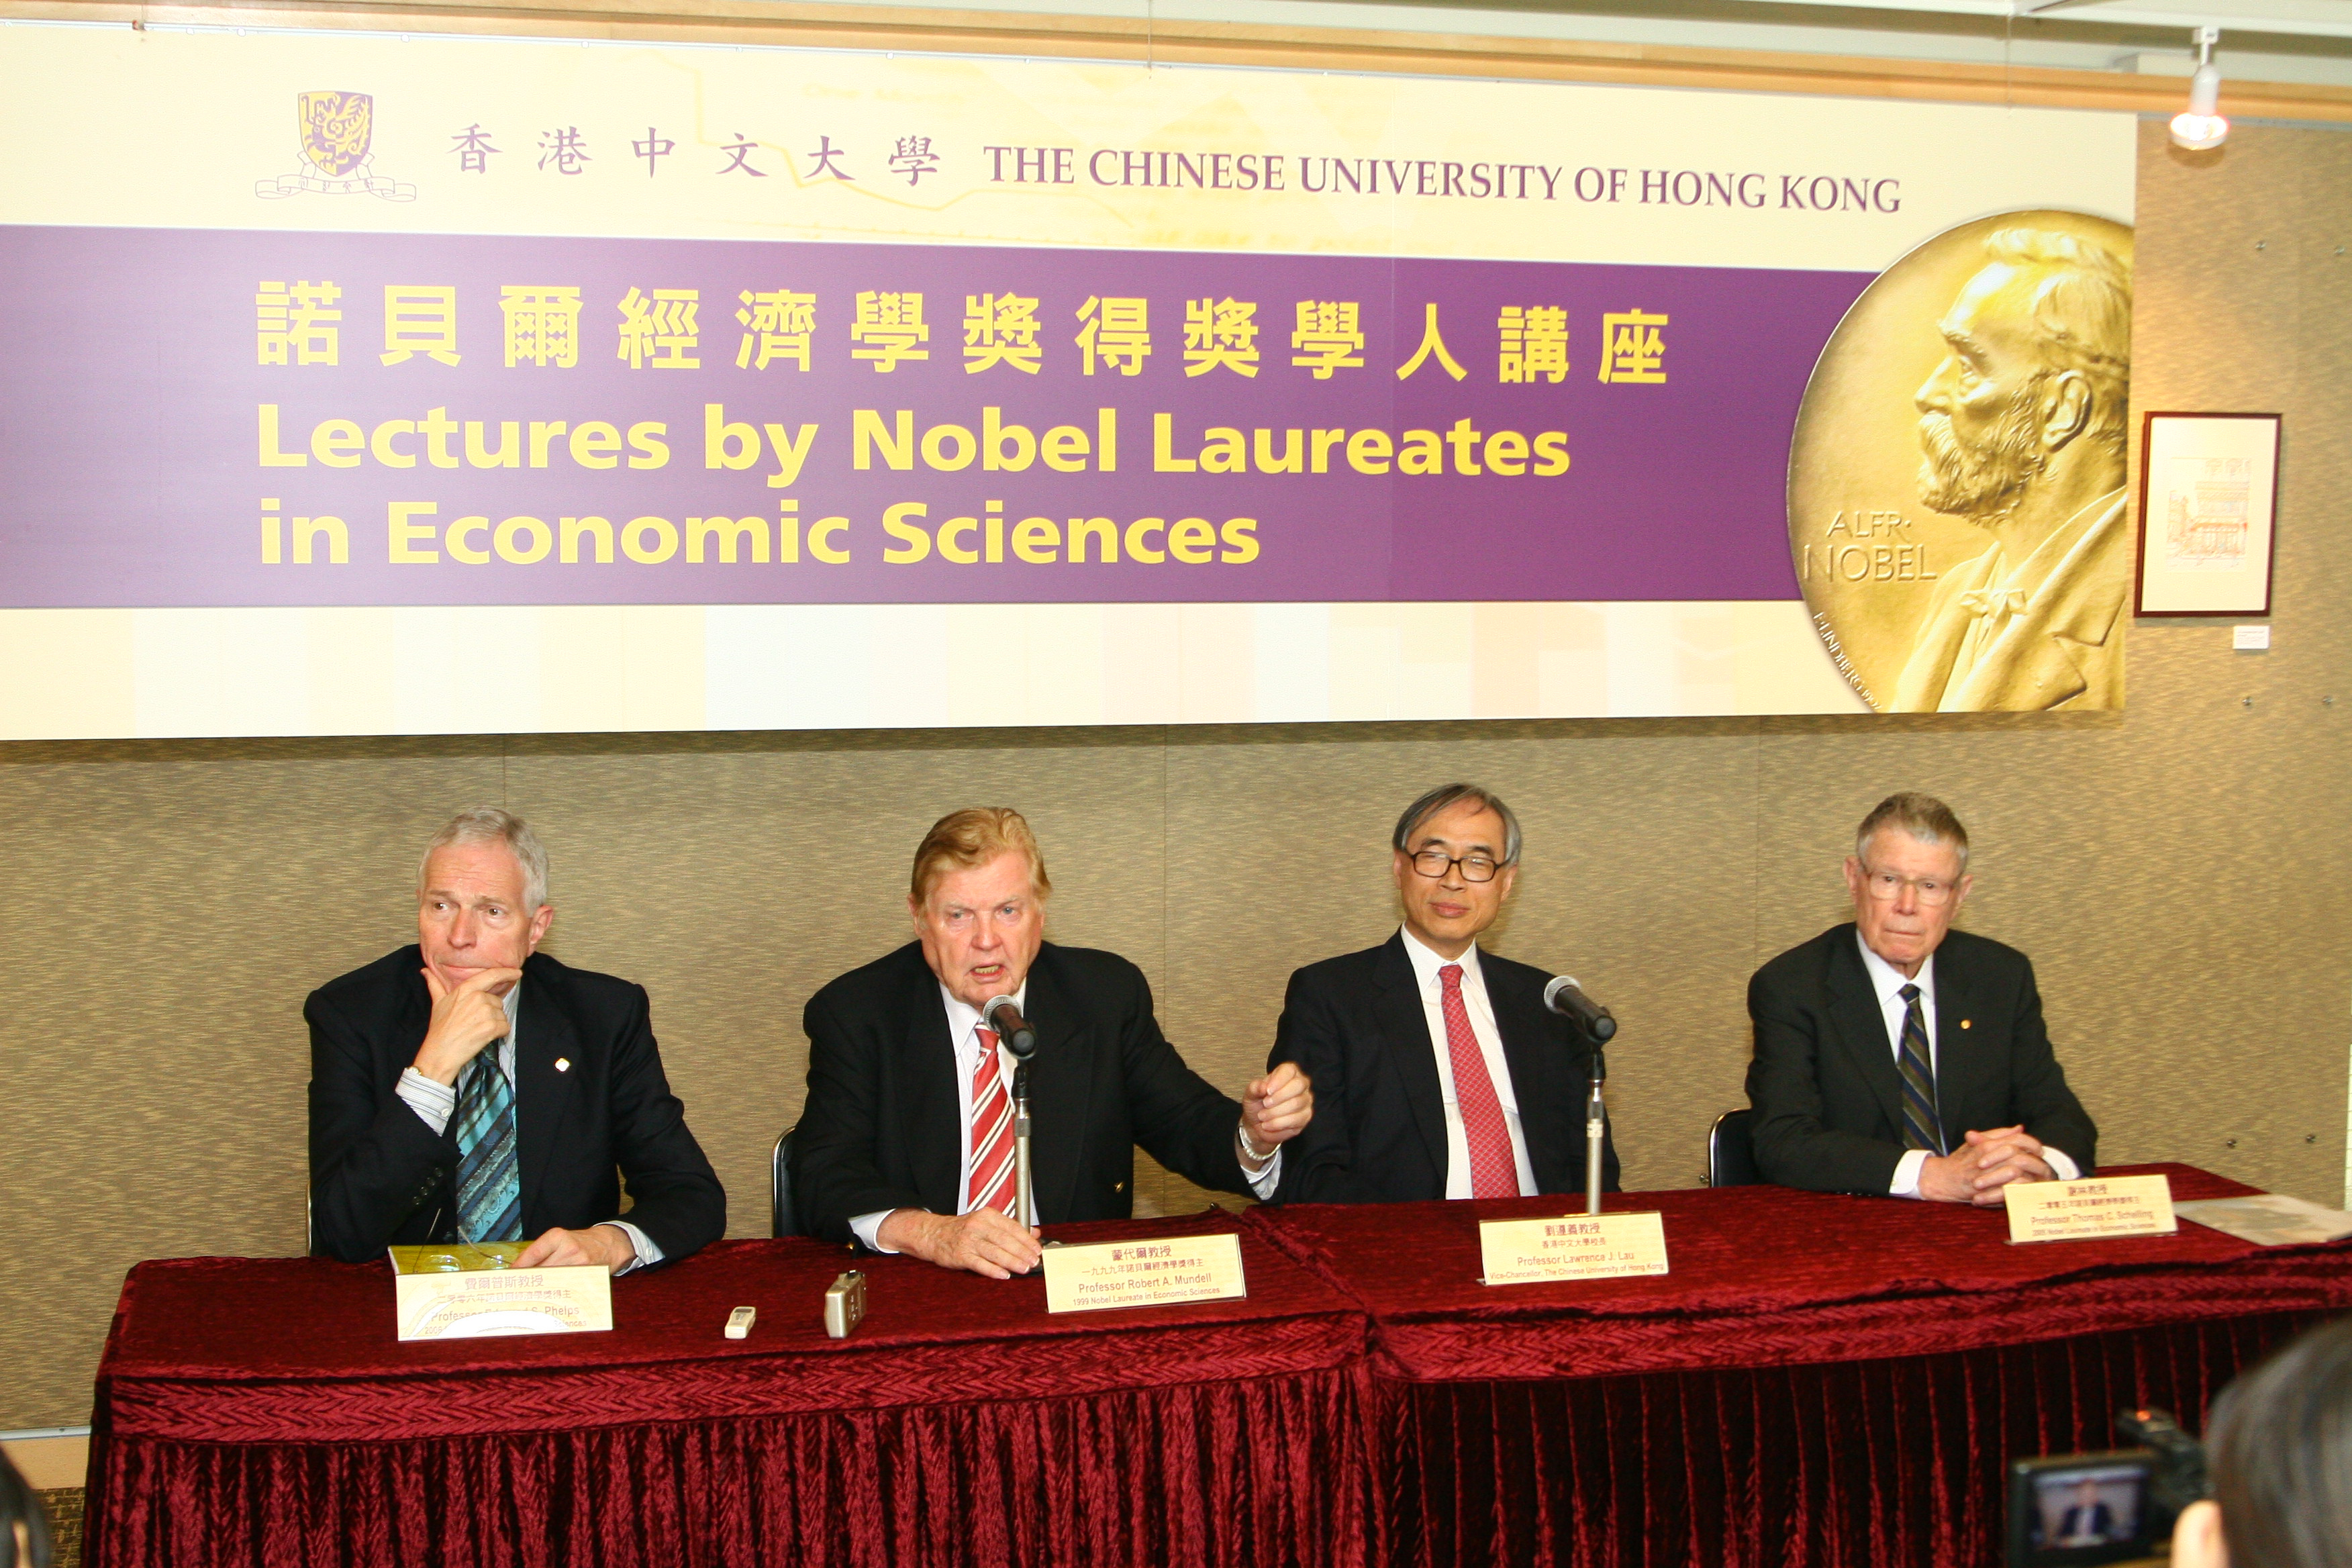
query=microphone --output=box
[982,995,1038,1060]
[1543,975,1618,1043]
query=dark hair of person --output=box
[1391,784,1523,867]
[2206,1315,2352,1568]
[0,1449,56,1568]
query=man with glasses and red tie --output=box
[1265,783,1618,1206]
[1746,791,2096,1201]
[791,806,1314,1277]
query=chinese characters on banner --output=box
[254,281,1671,387]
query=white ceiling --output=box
[808,0,2352,87]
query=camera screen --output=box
[2019,1462,2150,1563]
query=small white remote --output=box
[724,1305,756,1340]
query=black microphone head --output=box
[983,995,1040,1060]
[1544,975,1618,1044]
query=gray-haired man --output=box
[1745,791,2096,1200]
[306,807,724,1267]
[1267,783,1619,1205]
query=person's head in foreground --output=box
[0,1451,54,1568]
[2173,1315,2352,1568]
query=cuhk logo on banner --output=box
[257,91,415,201]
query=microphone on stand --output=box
[982,996,1038,1060]
[1542,975,1618,1217]
[1543,975,1618,1044]
[983,995,1040,1234]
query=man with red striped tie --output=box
[1267,783,1618,1206]
[792,807,1314,1277]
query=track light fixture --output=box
[2169,26,2228,151]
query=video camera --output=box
[2006,1408,2210,1567]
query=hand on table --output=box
[515,1224,637,1272]
[1918,1126,2053,1206]
[878,1207,1042,1279]
[412,967,522,1085]
[1240,1063,1314,1165]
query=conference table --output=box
[83,1164,2352,1567]
[1248,1161,2352,1567]
[83,1210,1370,1568]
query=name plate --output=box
[2004,1175,2178,1244]
[1042,1233,1247,1314]
[1479,1212,1669,1286]
[389,1244,613,1340]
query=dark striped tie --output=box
[1896,983,1945,1156]
[453,1050,523,1242]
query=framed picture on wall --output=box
[2134,412,2283,617]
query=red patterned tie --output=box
[1440,964,1521,1198]
[965,1026,1018,1215]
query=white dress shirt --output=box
[1854,932,2077,1197]
[395,983,660,1271]
[852,978,1281,1253]
[1399,926,1538,1199]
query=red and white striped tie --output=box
[965,1026,1018,1215]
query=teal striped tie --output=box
[1896,983,1945,1157]
[453,1050,523,1243]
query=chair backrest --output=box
[771,1128,797,1238]
[1708,1108,1760,1188]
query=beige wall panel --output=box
[3,123,2351,1430]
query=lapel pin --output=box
[1959,1020,1971,1030]
[555,1057,571,1072]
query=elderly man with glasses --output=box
[1265,783,1618,1206]
[1745,791,2096,1202]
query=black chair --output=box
[1708,1108,1760,1188]
[771,1128,799,1238]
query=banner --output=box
[0,22,2136,738]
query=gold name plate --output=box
[1479,1212,1669,1286]
[389,1243,614,1340]
[1042,1233,1247,1314]
[2004,1174,2177,1244]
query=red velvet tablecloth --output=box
[83,1168,2352,1568]
[1246,1163,2352,1568]
[85,1209,1369,1568]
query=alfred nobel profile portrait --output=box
[1891,230,2133,712]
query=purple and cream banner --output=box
[0,21,2135,736]
[5,226,1861,607]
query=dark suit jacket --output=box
[1266,932,1619,1205]
[2057,1503,2118,1540]
[1745,922,2096,1195]
[306,945,726,1264]
[790,940,1255,1246]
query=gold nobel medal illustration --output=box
[1789,210,2135,712]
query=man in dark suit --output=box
[1745,791,2095,1201]
[307,807,725,1269]
[2055,1479,2119,1544]
[1267,783,1617,1206]
[791,807,1314,1278]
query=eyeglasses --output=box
[1857,865,1958,906]
[1408,849,1501,883]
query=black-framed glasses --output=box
[1857,865,1957,907]
[1409,849,1500,883]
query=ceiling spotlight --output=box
[2170,26,2228,151]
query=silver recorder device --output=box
[824,1270,867,1338]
